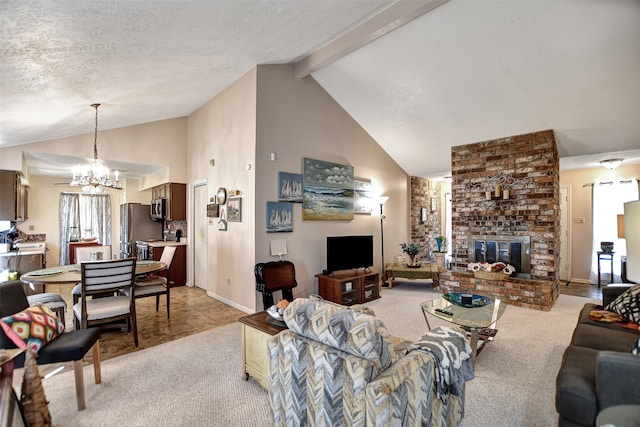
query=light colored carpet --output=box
[30,281,597,426]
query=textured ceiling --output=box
[1,0,639,179]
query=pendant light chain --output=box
[92,103,100,161]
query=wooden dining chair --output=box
[122,246,176,319]
[72,245,113,305]
[73,257,139,347]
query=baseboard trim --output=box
[569,278,592,285]
[206,291,253,314]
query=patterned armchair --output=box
[267,298,466,426]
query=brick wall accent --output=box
[447,129,560,310]
[409,177,442,260]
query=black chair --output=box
[0,280,101,411]
[254,260,297,309]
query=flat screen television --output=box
[326,235,374,274]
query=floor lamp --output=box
[378,196,389,279]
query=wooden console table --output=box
[384,263,439,288]
[238,311,287,390]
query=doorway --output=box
[559,186,571,282]
[192,182,208,290]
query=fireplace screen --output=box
[469,235,531,277]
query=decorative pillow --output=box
[633,338,640,355]
[605,284,640,324]
[0,304,65,353]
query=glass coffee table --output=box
[420,294,507,367]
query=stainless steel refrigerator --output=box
[120,203,162,258]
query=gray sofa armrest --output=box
[596,351,640,409]
[602,284,634,306]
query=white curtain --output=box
[591,179,639,283]
[59,193,112,265]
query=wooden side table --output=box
[597,251,615,288]
[238,311,287,390]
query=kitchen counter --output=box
[0,242,46,257]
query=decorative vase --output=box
[434,253,446,272]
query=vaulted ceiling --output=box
[2,0,639,180]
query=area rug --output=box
[29,281,598,426]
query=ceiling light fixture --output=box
[70,103,122,193]
[600,158,623,170]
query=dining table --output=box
[20,259,167,287]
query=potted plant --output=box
[434,236,448,271]
[399,242,421,267]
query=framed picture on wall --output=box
[430,197,437,212]
[227,198,242,222]
[278,172,303,203]
[354,179,373,214]
[207,203,219,218]
[267,201,293,233]
[421,207,427,222]
[302,157,354,220]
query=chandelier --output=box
[70,103,122,193]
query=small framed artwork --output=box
[354,179,373,214]
[207,203,219,218]
[227,198,242,222]
[278,172,303,203]
[421,207,427,223]
[430,197,437,212]
[267,201,293,233]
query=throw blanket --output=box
[589,306,640,331]
[405,326,474,399]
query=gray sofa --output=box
[556,284,640,426]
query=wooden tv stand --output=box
[316,270,381,305]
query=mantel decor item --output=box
[468,261,515,280]
[69,103,123,193]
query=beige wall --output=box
[187,68,257,311]
[21,175,123,266]
[254,65,409,309]
[560,163,640,282]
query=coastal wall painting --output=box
[302,157,354,220]
[354,179,373,214]
[278,172,303,203]
[266,201,293,233]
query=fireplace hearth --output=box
[468,235,531,278]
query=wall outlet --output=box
[573,217,585,224]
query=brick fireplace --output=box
[439,129,560,311]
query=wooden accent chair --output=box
[254,260,297,309]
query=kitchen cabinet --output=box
[149,243,186,287]
[151,183,186,221]
[0,170,28,222]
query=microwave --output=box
[150,198,166,221]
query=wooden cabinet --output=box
[238,311,287,390]
[151,183,186,220]
[150,244,186,287]
[316,270,381,306]
[0,170,28,222]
